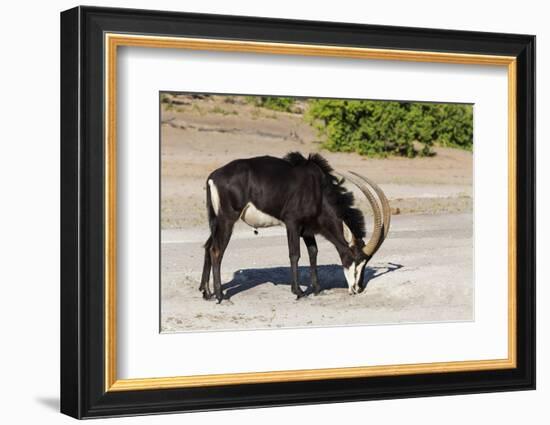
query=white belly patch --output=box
[240,202,282,228]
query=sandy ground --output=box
[160,94,473,332]
[161,213,472,332]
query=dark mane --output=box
[283,152,366,238]
[284,152,333,174]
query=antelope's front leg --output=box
[286,223,305,299]
[303,235,321,295]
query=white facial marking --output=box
[342,222,354,246]
[240,202,282,228]
[355,260,366,285]
[208,179,220,216]
[343,263,356,292]
[352,260,367,292]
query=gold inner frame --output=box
[104,33,517,392]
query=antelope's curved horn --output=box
[334,171,383,257]
[349,171,391,252]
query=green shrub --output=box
[246,96,296,112]
[306,99,472,157]
[429,103,473,150]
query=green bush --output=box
[246,96,296,112]
[306,99,472,157]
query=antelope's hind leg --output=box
[200,236,213,299]
[209,219,235,303]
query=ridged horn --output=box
[333,171,383,257]
[349,171,391,253]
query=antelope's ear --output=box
[343,222,354,246]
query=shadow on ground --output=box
[35,396,59,411]
[222,262,403,299]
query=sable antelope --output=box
[199,152,391,303]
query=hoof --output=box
[202,291,213,300]
[352,284,364,294]
[292,287,304,296]
[294,291,306,300]
[215,292,225,304]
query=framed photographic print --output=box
[60,6,535,419]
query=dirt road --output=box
[161,213,473,332]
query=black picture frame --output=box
[60,5,535,419]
